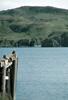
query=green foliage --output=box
[0,6,68,47]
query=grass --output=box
[0,6,68,46]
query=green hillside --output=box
[0,6,68,47]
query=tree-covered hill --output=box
[0,6,68,47]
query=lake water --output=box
[0,48,68,100]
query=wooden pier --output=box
[0,51,18,100]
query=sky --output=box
[0,0,68,11]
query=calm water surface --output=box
[0,48,68,100]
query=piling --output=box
[0,51,18,100]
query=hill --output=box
[0,6,68,47]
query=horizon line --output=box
[0,5,68,12]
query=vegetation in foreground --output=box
[0,6,68,47]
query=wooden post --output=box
[7,68,11,94]
[13,57,18,100]
[3,63,6,94]
[0,67,3,92]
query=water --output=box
[0,48,68,100]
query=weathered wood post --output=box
[3,62,6,94]
[13,57,18,100]
[9,51,18,100]
[0,64,4,92]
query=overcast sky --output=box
[0,0,68,11]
